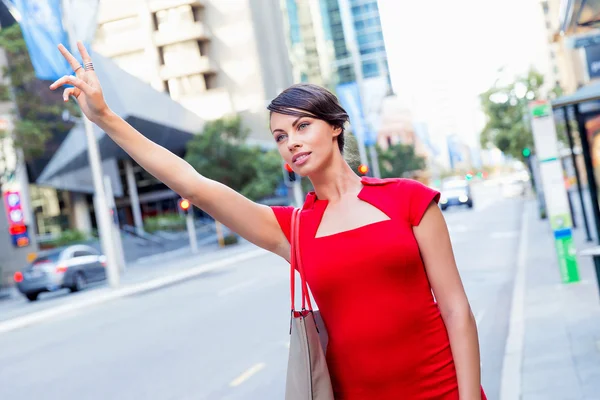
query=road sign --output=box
[3,190,30,248]
[529,100,580,283]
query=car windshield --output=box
[32,252,62,266]
[442,180,468,190]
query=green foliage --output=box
[43,230,88,248]
[0,23,75,188]
[376,143,427,178]
[144,213,186,233]
[185,116,282,201]
[479,69,549,160]
[223,233,239,246]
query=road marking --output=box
[0,248,269,335]
[499,205,529,400]
[218,279,257,296]
[448,224,469,234]
[490,231,519,239]
[229,363,266,387]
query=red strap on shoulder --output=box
[290,208,313,311]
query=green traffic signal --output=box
[522,147,531,157]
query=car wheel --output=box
[467,201,474,209]
[25,292,39,302]
[71,272,87,292]
[441,205,448,211]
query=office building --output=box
[94,0,294,142]
[282,0,335,87]
[323,0,390,87]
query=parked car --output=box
[13,245,106,302]
[439,179,474,211]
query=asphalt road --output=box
[0,182,525,400]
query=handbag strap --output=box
[290,208,313,312]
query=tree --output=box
[479,68,547,160]
[0,23,76,191]
[184,116,283,201]
[377,143,426,179]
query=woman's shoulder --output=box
[362,177,440,226]
[361,176,435,192]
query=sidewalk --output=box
[510,200,600,400]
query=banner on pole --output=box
[336,82,374,146]
[9,0,71,80]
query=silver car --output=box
[14,245,107,301]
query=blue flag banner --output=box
[9,0,71,81]
[335,82,375,146]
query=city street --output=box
[0,183,524,400]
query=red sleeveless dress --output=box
[271,177,487,399]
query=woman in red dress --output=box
[51,43,486,399]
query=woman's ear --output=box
[332,125,342,138]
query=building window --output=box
[542,1,549,14]
[160,40,203,67]
[154,5,196,33]
[362,60,379,78]
[204,73,217,90]
[167,74,206,99]
[357,31,384,46]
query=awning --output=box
[552,80,600,108]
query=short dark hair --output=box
[267,84,349,153]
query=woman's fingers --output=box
[57,44,82,73]
[62,87,78,101]
[76,41,98,81]
[49,75,92,95]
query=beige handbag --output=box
[285,208,335,400]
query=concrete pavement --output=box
[502,199,600,400]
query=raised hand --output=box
[49,42,110,123]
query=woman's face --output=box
[270,111,341,177]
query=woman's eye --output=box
[298,122,309,130]
[276,134,287,142]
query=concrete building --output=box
[541,0,600,94]
[93,0,293,143]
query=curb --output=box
[0,248,268,335]
[499,203,529,400]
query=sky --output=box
[377,0,552,149]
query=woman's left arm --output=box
[413,201,482,400]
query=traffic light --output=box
[522,147,531,158]
[358,164,369,176]
[283,163,297,185]
[179,198,191,213]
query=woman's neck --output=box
[309,159,362,204]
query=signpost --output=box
[3,191,30,248]
[529,100,580,283]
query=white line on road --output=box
[448,224,469,234]
[218,279,258,296]
[499,206,529,400]
[229,363,266,387]
[0,248,269,335]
